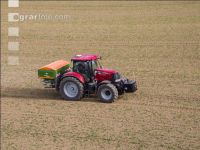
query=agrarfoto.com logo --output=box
[8,13,71,22]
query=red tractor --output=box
[38,54,137,103]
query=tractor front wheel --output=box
[97,84,118,103]
[59,77,84,100]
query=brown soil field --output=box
[1,1,200,150]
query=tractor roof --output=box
[71,54,99,61]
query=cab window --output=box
[91,60,98,72]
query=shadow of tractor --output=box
[1,87,110,103]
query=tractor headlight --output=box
[115,79,121,82]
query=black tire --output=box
[59,77,84,100]
[97,84,118,103]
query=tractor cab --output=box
[71,54,101,82]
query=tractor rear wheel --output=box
[97,84,118,103]
[59,77,84,100]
